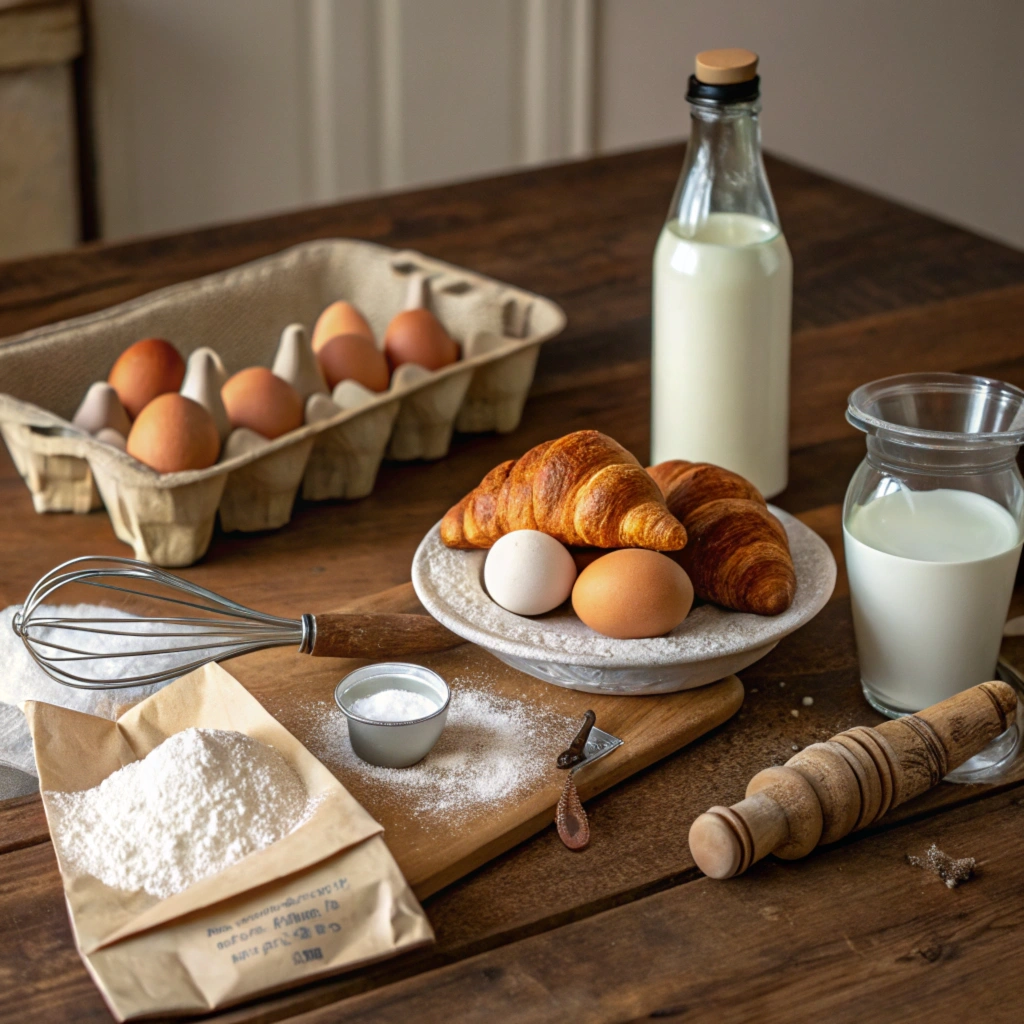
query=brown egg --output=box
[316,333,390,391]
[571,549,694,639]
[312,301,374,353]
[108,338,185,419]
[221,367,304,440]
[126,394,220,473]
[383,308,459,371]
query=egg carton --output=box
[0,239,566,566]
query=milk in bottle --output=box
[651,49,792,497]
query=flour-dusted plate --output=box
[412,507,837,695]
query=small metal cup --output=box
[334,662,450,768]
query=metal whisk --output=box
[14,556,462,690]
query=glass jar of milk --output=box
[651,48,792,498]
[844,373,1024,778]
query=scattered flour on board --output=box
[288,683,576,827]
[46,728,317,900]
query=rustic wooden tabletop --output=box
[3,144,1024,1024]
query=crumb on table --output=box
[906,843,975,888]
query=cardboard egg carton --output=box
[0,239,566,566]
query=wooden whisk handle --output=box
[307,612,463,660]
[689,681,1017,880]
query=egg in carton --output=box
[0,240,566,566]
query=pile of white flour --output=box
[47,728,314,899]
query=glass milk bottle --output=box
[651,48,792,498]
[844,373,1024,781]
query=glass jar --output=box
[843,372,1024,781]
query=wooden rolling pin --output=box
[688,681,1017,879]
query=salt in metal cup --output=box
[334,662,450,768]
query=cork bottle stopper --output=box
[695,48,758,85]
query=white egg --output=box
[483,530,577,616]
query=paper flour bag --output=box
[25,663,433,1020]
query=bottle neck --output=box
[668,100,780,236]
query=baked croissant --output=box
[442,430,687,551]
[647,461,796,615]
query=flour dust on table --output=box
[291,682,574,827]
[47,728,318,899]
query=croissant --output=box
[647,460,796,615]
[442,430,688,551]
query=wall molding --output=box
[306,0,338,204]
[304,0,380,204]
[521,0,596,166]
[376,0,404,190]
[521,0,551,164]
[568,0,596,157]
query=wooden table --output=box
[3,145,1024,1024]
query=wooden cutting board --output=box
[226,583,745,899]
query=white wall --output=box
[91,0,314,238]
[598,0,1024,249]
[90,0,594,239]
[89,0,1024,249]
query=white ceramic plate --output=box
[412,506,837,695]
